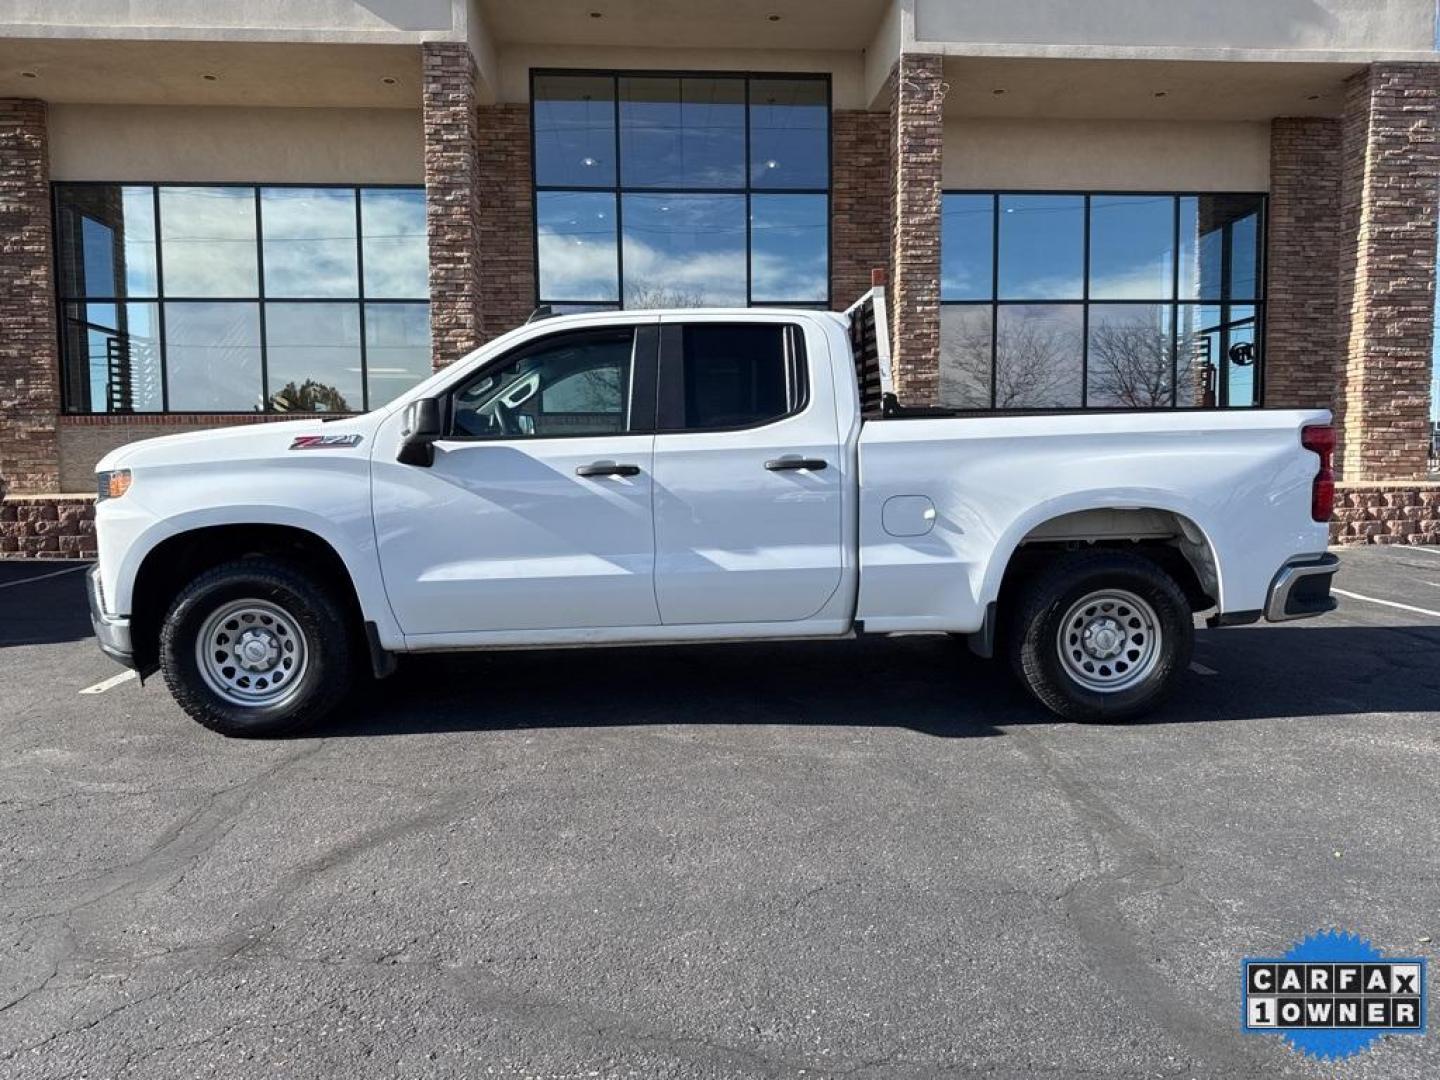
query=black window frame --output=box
[52,180,430,416]
[656,321,810,434]
[529,68,833,312]
[940,189,1269,411]
[444,323,660,440]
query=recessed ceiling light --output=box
[1307,93,1321,101]
[767,13,782,21]
[581,156,597,167]
[589,9,603,17]
[201,73,219,82]
[20,70,37,79]
[1153,91,1168,98]
[991,88,1007,95]
[765,159,779,170]
[381,76,398,86]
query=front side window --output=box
[451,327,636,438]
[54,183,430,414]
[533,71,830,311]
[941,192,1266,410]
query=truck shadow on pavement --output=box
[7,567,1437,733]
[0,562,92,648]
[323,623,1440,739]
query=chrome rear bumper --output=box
[1264,553,1340,623]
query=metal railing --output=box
[89,333,161,413]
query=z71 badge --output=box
[289,434,364,450]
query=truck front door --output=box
[373,323,661,636]
[650,317,845,625]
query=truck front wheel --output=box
[159,557,354,737]
[1008,550,1193,722]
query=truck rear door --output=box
[650,316,845,625]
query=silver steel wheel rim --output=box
[195,599,307,708]
[1056,588,1162,694]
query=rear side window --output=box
[662,323,806,431]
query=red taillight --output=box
[1302,424,1336,523]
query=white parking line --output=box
[79,670,137,695]
[1404,546,1440,558]
[1332,588,1440,620]
[0,564,88,590]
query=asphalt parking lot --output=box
[1,547,1438,1079]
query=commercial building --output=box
[2,0,1439,555]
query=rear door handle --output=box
[576,461,641,478]
[765,456,828,471]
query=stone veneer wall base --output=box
[1,495,97,558]
[1329,482,1440,545]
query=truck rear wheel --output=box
[1008,550,1192,722]
[159,557,353,738]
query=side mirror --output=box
[398,397,442,467]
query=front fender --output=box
[103,501,402,650]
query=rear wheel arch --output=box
[989,506,1221,620]
[129,523,365,674]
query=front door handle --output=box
[576,461,641,478]
[765,456,828,472]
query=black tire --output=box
[1007,550,1193,723]
[159,557,354,738]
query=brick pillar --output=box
[887,55,944,406]
[423,42,483,369]
[0,99,60,494]
[1336,63,1440,481]
[1264,118,1343,411]
[831,110,890,310]
[476,103,535,340]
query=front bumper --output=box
[87,563,136,668]
[1264,553,1340,622]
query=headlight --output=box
[96,469,132,502]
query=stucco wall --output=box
[48,104,424,183]
[915,0,1437,56]
[942,118,1271,191]
[0,0,455,39]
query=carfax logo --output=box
[1242,929,1427,1060]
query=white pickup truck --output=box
[88,289,1338,737]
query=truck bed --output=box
[854,408,1331,634]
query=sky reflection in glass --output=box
[535,73,830,309]
[620,76,745,188]
[622,194,746,307]
[750,194,827,303]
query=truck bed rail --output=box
[844,280,892,419]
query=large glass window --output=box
[940,191,1266,409]
[55,183,430,414]
[533,71,830,310]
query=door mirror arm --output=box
[398,397,443,467]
